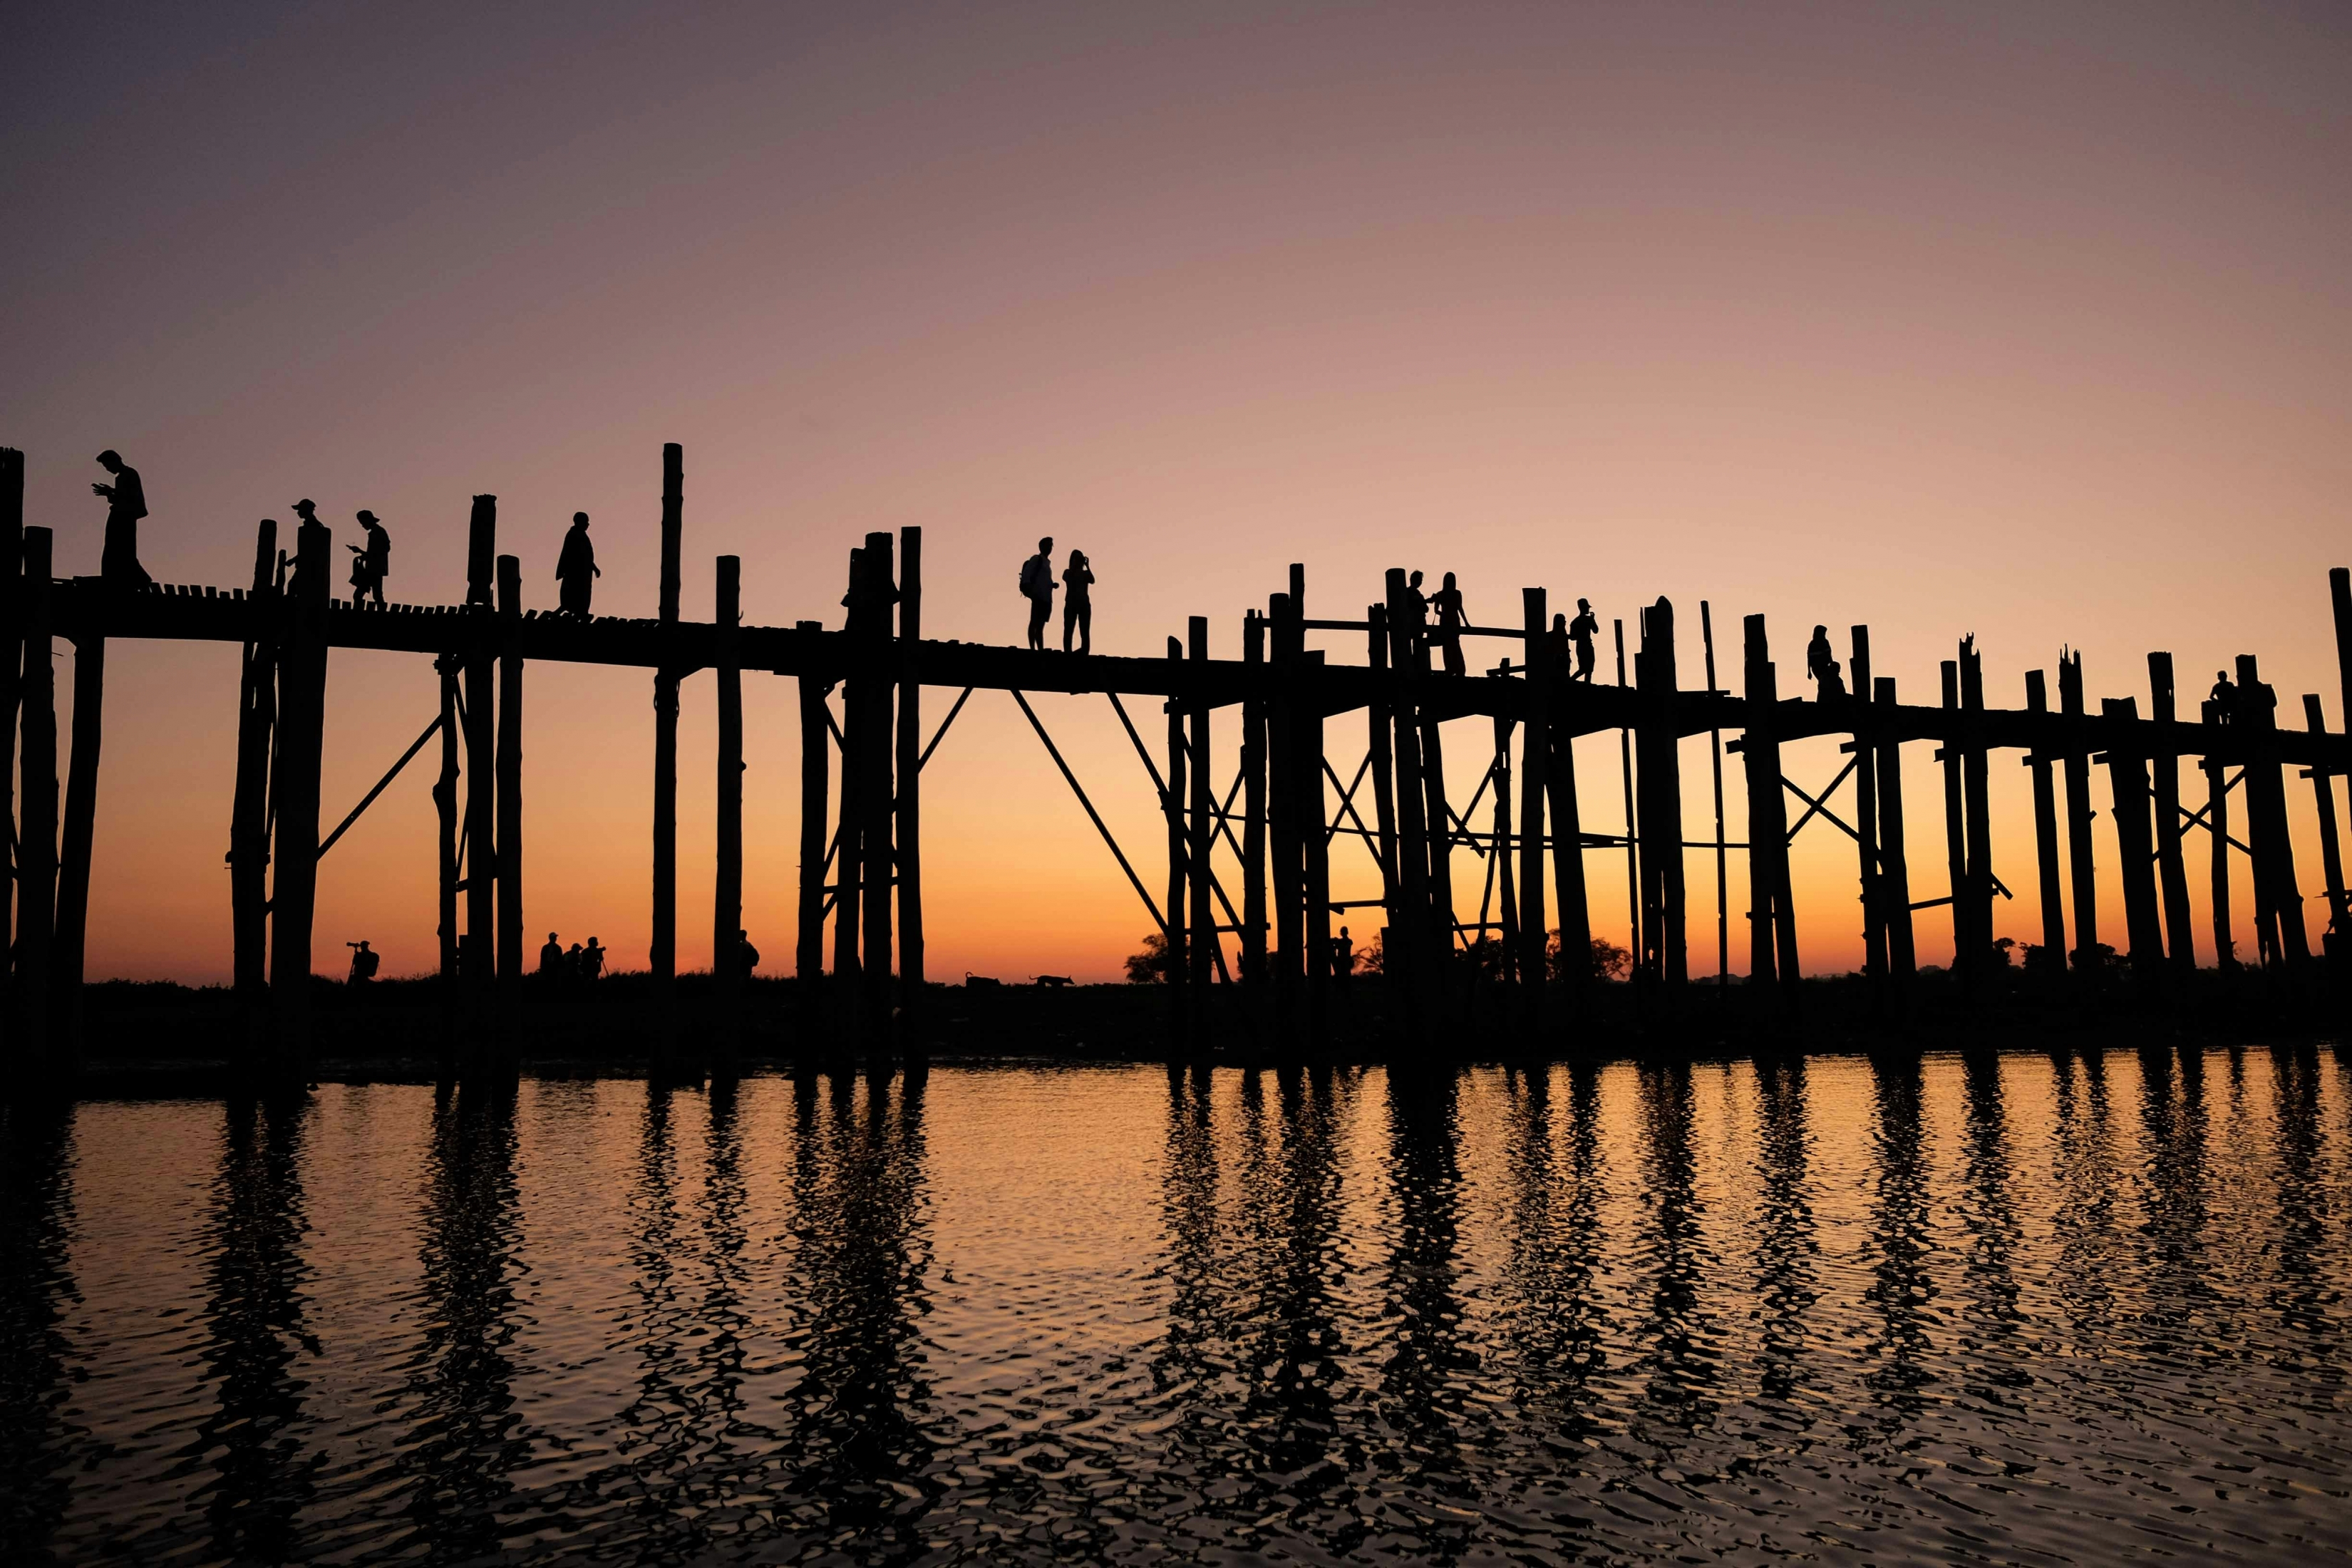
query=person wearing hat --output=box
[346,509,391,606]
[91,450,153,587]
[555,511,599,617]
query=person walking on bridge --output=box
[556,512,599,617]
[91,450,153,587]
[1061,548,1094,655]
[1432,572,1469,676]
[346,510,391,605]
[1021,536,1057,650]
[1568,598,1599,682]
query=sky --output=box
[6,0,2349,984]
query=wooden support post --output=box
[1939,660,1971,991]
[2025,670,2067,971]
[53,624,103,1060]
[2333,567,2352,753]
[495,554,522,996]
[2299,693,2346,969]
[896,527,923,1051]
[1547,667,1591,1011]
[1634,599,1686,986]
[463,496,497,1003]
[1742,615,1800,1013]
[795,625,830,994]
[1302,654,1332,1052]
[2058,650,2099,969]
[0,450,19,1067]
[832,552,864,992]
[2148,653,2196,976]
[1876,676,1916,996]
[1269,592,1301,1020]
[1517,588,1549,1040]
[2236,653,2309,969]
[2202,701,2235,969]
[1851,627,1884,996]
[1492,709,1518,978]
[714,555,743,1063]
[1383,570,1430,1040]
[269,517,331,1072]
[231,522,278,1006]
[1420,648,1455,985]
[1242,611,1269,991]
[1165,636,1189,1051]
[2102,697,2165,979]
[1614,619,1637,977]
[858,530,896,1058]
[1187,617,1214,1051]
[1959,639,1994,976]
[1366,605,1401,997]
[651,448,682,1032]
[16,530,56,1072]
[435,653,459,1049]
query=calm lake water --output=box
[4,1050,2350,1564]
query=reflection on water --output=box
[6,1048,2352,1564]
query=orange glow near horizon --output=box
[14,4,2350,986]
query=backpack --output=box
[1019,554,1048,598]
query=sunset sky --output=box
[8,1,2348,984]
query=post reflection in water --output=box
[190,1095,320,1565]
[15,1051,2352,1564]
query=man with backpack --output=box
[1019,536,1057,650]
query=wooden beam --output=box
[495,553,522,996]
[1939,659,1971,991]
[1959,639,1993,980]
[1517,588,1548,1040]
[2203,698,2236,969]
[1165,636,1188,1053]
[2237,653,2309,968]
[859,530,896,1059]
[1875,675,1916,1004]
[1742,614,1800,1012]
[795,624,830,992]
[1301,652,1332,1053]
[1242,610,1268,991]
[231,521,277,1007]
[2025,670,2066,971]
[1634,598,1686,986]
[2301,693,2347,969]
[2148,653,2196,976]
[895,527,924,1050]
[714,555,743,1063]
[1269,592,1301,1019]
[16,530,56,1075]
[463,495,497,1007]
[1188,617,1214,1051]
[1851,626,1884,1001]
[2058,650,2099,969]
[269,517,331,1073]
[651,449,681,1041]
[53,623,104,1061]
[2102,696,2165,979]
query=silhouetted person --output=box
[1547,612,1573,674]
[1404,569,1430,629]
[1332,925,1354,983]
[1568,598,1599,682]
[1061,549,1094,654]
[91,450,153,587]
[737,929,760,973]
[346,940,379,984]
[537,932,564,976]
[346,510,390,606]
[287,500,322,597]
[1432,572,1468,676]
[564,941,584,978]
[581,937,605,979]
[1806,624,1845,699]
[555,512,599,617]
[2209,671,2237,724]
[1021,536,1056,650]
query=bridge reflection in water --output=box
[3,1051,2351,1563]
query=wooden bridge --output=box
[4,443,2348,1078]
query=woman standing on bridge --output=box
[556,512,599,617]
[1062,548,1094,654]
[1432,571,1468,676]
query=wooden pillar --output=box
[1851,627,1885,993]
[896,527,924,1047]
[53,626,104,1058]
[1269,592,1301,1018]
[231,521,278,1002]
[832,552,864,989]
[269,518,331,1070]
[1492,710,1518,977]
[2202,701,2235,969]
[0,450,19,1065]
[1634,599,1686,986]
[2058,650,2099,969]
[2300,693,2347,966]
[1383,569,1430,1040]
[2237,653,2310,967]
[1302,654,1332,1051]
[2102,697,2165,979]
[1939,660,1971,990]
[1187,617,1214,1051]
[463,497,497,1002]
[435,654,459,1008]
[1876,675,1917,996]
[651,448,682,1008]
[1165,636,1189,1051]
[713,555,743,1061]
[16,530,56,1070]
[1242,611,1269,989]
[795,624,830,990]
[1614,619,1638,984]
[1366,606,1401,1007]
[858,531,895,1054]
[1741,614,1800,1011]
[1517,589,1549,1038]
[1547,676,1591,1009]
[495,554,522,992]
[2332,567,2352,753]
[1420,656,1455,981]
[2148,653,2196,976]
[1959,639,1993,976]
[2025,670,2067,969]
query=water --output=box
[4,1048,2350,1564]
